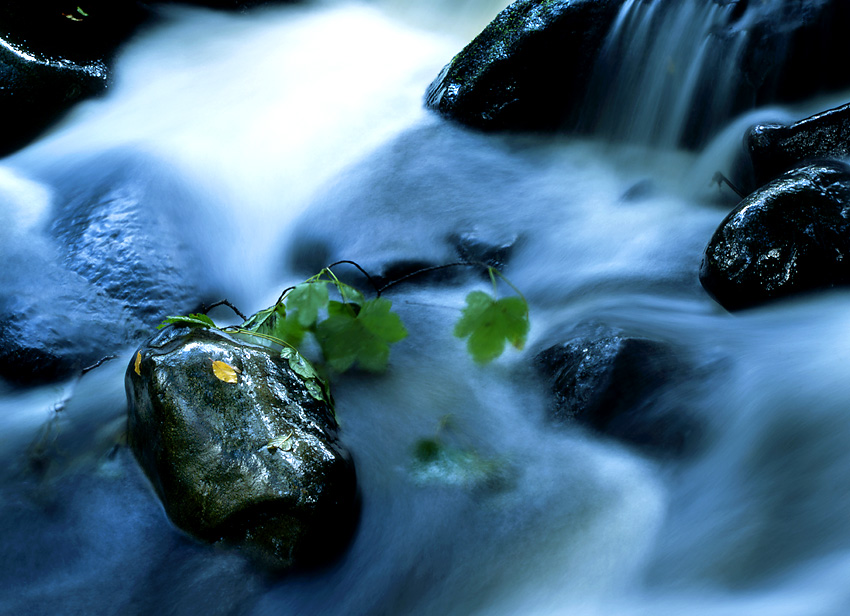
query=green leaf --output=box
[315,297,407,373]
[281,347,332,405]
[241,304,305,347]
[285,281,329,328]
[241,303,286,334]
[304,379,326,403]
[333,281,365,306]
[281,346,320,380]
[454,291,529,364]
[157,313,216,329]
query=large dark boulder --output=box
[0,2,150,154]
[0,45,106,156]
[700,161,850,311]
[424,0,626,132]
[0,2,148,64]
[535,324,696,455]
[747,102,850,189]
[126,326,358,568]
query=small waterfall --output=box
[583,0,748,148]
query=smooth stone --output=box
[126,326,359,568]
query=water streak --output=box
[584,0,747,148]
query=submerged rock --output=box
[47,150,215,323]
[425,0,625,132]
[0,244,142,385]
[536,324,696,455]
[701,162,850,311]
[747,102,850,189]
[0,152,219,386]
[126,326,358,569]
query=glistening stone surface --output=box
[747,102,850,188]
[535,323,695,455]
[701,161,850,311]
[126,326,358,568]
[425,0,625,132]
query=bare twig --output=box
[376,261,488,295]
[203,299,247,321]
[712,171,746,198]
[81,355,117,375]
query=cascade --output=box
[583,0,749,147]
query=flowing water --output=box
[2,1,850,614]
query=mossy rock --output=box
[126,326,359,569]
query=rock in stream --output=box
[126,326,359,569]
[701,161,850,311]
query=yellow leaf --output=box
[134,351,142,376]
[212,360,240,383]
[261,430,294,453]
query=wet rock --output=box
[47,150,216,323]
[0,244,142,385]
[425,0,850,146]
[536,324,695,455]
[0,2,148,64]
[0,44,106,156]
[0,151,219,386]
[747,102,850,189]
[737,1,850,108]
[425,0,626,132]
[452,230,518,272]
[126,326,358,569]
[700,162,850,311]
[0,2,149,154]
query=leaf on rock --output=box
[285,282,330,328]
[281,346,319,380]
[212,360,240,383]
[315,298,407,373]
[263,431,294,453]
[454,291,529,364]
[134,351,142,376]
[304,380,326,403]
[157,313,217,330]
[281,347,332,404]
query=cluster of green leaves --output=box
[238,268,409,374]
[159,263,529,380]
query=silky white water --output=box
[2,2,850,615]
